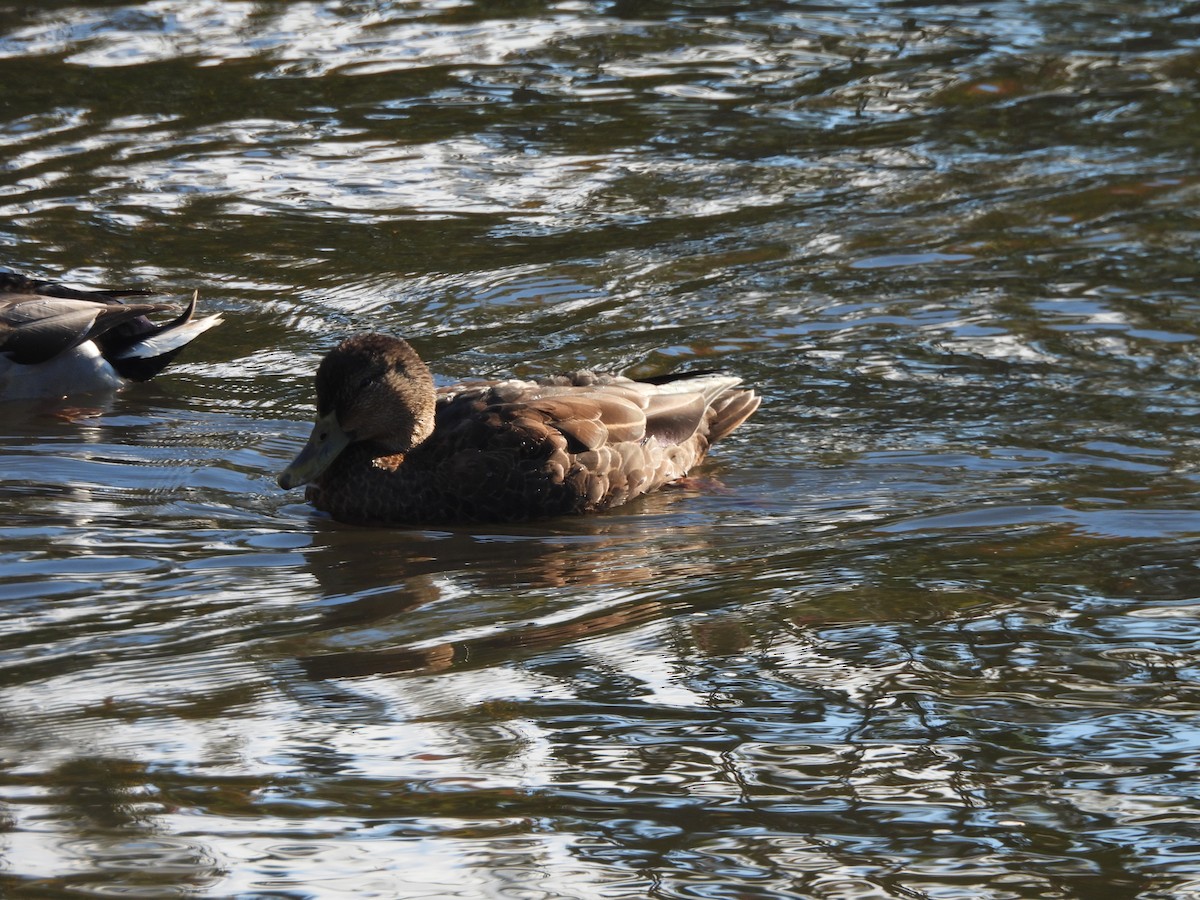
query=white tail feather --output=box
[114,313,224,360]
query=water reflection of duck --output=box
[0,271,223,401]
[278,333,760,526]
[301,597,665,680]
[291,505,722,679]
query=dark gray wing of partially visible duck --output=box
[0,271,223,400]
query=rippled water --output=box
[3,1,1200,897]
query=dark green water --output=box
[2,1,1200,897]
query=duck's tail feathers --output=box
[108,291,223,381]
[707,387,761,444]
[641,370,760,443]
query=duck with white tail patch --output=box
[0,271,223,401]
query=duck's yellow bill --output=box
[278,411,350,489]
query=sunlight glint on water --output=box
[2,1,1200,897]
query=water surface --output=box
[3,1,1200,897]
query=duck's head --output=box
[277,333,436,490]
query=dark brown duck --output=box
[278,333,760,526]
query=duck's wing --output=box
[0,294,178,365]
[438,371,754,451]
[535,371,756,446]
[516,391,649,451]
[402,371,758,520]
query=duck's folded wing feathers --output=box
[643,392,710,445]
[0,296,176,365]
[522,393,649,450]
